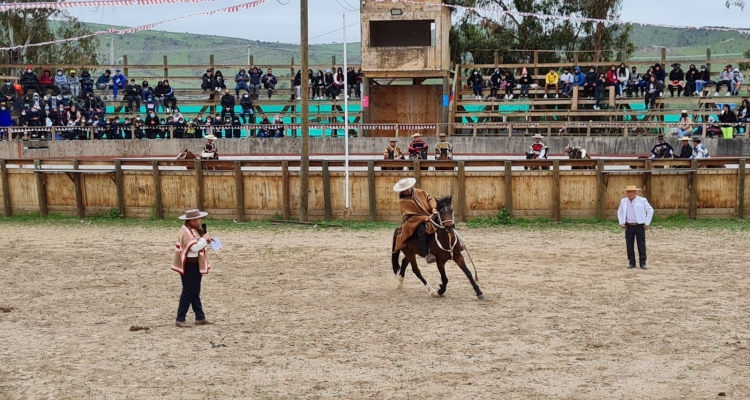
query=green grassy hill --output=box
[629,25,750,59]
[81,23,361,67]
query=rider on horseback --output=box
[677,136,693,158]
[435,133,453,160]
[408,133,428,160]
[393,178,438,264]
[527,134,548,160]
[384,138,405,160]
[202,134,218,160]
[649,134,674,159]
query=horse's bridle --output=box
[430,207,458,256]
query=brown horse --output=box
[176,148,231,171]
[434,148,455,171]
[391,196,483,299]
[177,148,198,160]
[564,146,594,170]
[408,148,430,171]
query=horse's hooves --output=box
[431,292,441,298]
[477,294,485,300]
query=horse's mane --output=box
[436,195,453,210]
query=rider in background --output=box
[649,134,674,159]
[202,134,218,159]
[408,133,427,159]
[384,138,405,160]
[676,136,693,158]
[527,134,548,160]
[434,133,453,160]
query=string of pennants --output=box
[377,0,750,35]
[0,0,218,11]
[0,0,267,51]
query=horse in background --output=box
[177,148,198,160]
[564,145,594,170]
[391,195,483,299]
[434,148,455,171]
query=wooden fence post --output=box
[689,159,698,220]
[368,161,376,222]
[706,48,712,75]
[0,159,10,217]
[234,161,245,222]
[660,48,667,66]
[152,161,163,219]
[163,55,169,80]
[533,51,539,79]
[552,160,560,222]
[413,160,421,186]
[72,160,84,219]
[281,161,290,220]
[194,160,204,211]
[596,159,605,221]
[34,160,47,217]
[643,159,652,200]
[122,55,129,79]
[457,161,466,222]
[504,161,513,217]
[322,161,332,221]
[114,160,125,217]
[737,159,746,219]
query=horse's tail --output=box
[391,228,401,275]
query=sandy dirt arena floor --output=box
[1,222,750,399]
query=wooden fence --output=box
[0,158,747,222]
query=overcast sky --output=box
[67,0,749,44]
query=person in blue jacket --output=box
[111,68,127,100]
[96,70,112,99]
[573,66,586,87]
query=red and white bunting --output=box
[0,0,267,51]
[0,0,217,11]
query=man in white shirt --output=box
[617,185,654,270]
[690,137,710,159]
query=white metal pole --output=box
[343,13,350,220]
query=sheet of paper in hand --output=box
[210,238,222,251]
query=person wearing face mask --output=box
[272,115,284,138]
[696,65,710,96]
[258,114,271,138]
[54,68,70,96]
[111,68,127,101]
[467,69,484,100]
[220,89,236,122]
[31,93,44,110]
[140,80,154,103]
[313,70,324,100]
[38,69,58,96]
[96,69,112,99]
[1,79,20,112]
[162,80,177,113]
[132,115,144,139]
[488,68,503,100]
[20,66,41,96]
[292,70,302,101]
[79,69,94,98]
[67,70,80,99]
[124,79,142,114]
[249,66,262,100]
[239,93,254,125]
[145,111,160,139]
[518,68,532,98]
[230,116,242,138]
[262,68,277,99]
[235,68,250,97]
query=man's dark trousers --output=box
[626,223,647,267]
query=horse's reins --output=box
[430,209,480,282]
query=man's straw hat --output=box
[533,134,543,139]
[680,136,691,141]
[389,137,397,142]
[439,132,446,136]
[411,133,422,138]
[393,178,417,192]
[205,134,217,140]
[178,209,208,220]
[624,185,642,192]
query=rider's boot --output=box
[418,224,436,264]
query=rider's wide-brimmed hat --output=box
[393,178,417,192]
[205,134,217,140]
[681,110,688,114]
[533,134,543,139]
[680,136,691,141]
[178,209,208,220]
[439,132,447,136]
[624,185,642,192]
[389,137,398,142]
[411,133,422,138]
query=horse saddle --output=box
[201,152,215,159]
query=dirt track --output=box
[1,223,749,399]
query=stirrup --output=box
[425,253,436,264]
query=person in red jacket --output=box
[39,68,58,96]
[605,65,621,97]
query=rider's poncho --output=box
[394,188,437,252]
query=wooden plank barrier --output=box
[0,158,746,221]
